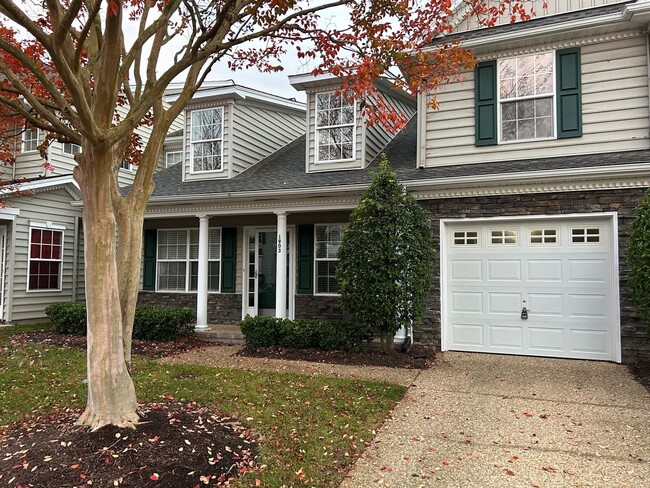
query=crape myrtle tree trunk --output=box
[0,0,534,429]
[337,156,435,353]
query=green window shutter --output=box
[297,224,314,294]
[475,60,498,146]
[556,48,582,139]
[221,227,237,293]
[143,229,157,291]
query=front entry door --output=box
[244,227,293,318]
[0,226,6,322]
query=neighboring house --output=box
[0,102,182,323]
[139,0,650,364]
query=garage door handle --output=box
[521,307,529,320]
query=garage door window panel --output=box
[453,230,479,246]
[571,227,600,244]
[529,228,558,245]
[490,229,518,245]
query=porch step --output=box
[195,324,245,345]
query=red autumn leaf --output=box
[442,461,450,466]
[70,464,79,469]
[149,473,159,481]
[504,468,515,476]
[108,0,119,16]
[385,467,393,473]
[523,412,533,417]
[463,439,471,444]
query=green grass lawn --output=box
[0,325,406,486]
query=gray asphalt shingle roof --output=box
[148,116,650,200]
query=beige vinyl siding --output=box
[454,0,627,32]
[231,103,304,177]
[13,130,51,180]
[423,35,650,167]
[365,91,417,165]
[307,90,364,172]
[8,188,82,322]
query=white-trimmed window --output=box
[490,229,517,245]
[23,127,39,152]
[316,92,354,162]
[120,161,132,171]
[165,151,182,168]
[156,228,221,292]
[571,227,600,244]
[529,228,558,244]
[63,143,81,155]
[190,108,223,172]
[499,52,554,142]
[453,230,479,246]
[315,224,343,294]
[28,226,63,291]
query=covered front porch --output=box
[139,206,353,330]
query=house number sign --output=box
[277,234,282,254]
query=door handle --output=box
[521,307,529,320]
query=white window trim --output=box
[314,92,356,164]
[22,127,40,153]
[452,230,480,247]
[488,228,518,247]
[497,51,557,145]
[528,226,560,246]
[26,225,64,293]
[62,142,81,155]
[314,223,345,296]
[569,226,603,246]
[119,161,134,172]
[189,107,225,174]
[165,151,182,169]
[155,227,222,293]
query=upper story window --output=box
[316,93,354,163]
[120,161,132,171]
[499,52,554,142]
[190,108,223,173]
[63,143,81,155]
[475,48,581,147]
[165,151,182,168]
[23,127,39,152]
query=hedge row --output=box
[45,302,195,342]
[240,315,366,352]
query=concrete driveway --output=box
[341,352,650,487]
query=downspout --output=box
[71,215,80,302]
[646,26,650,136]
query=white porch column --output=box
[195,214,210,331]
[275,211,288,319]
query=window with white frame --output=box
[190,108,223,172]
[28,227,63,291]
[63,143,81,155]
[23,127,39,152]
[120,161,132,171]
[315,224,343,294]
[499,52,554,142]
[316,92,354,162]
[156,228,221,292]
[165,151,182,168]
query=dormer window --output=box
[190,107,223,173]
[316,93,354,162]
[23,127,39,152]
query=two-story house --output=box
[139,0,650,364]
[0,104,181,324]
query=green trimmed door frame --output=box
[242,225,295,320]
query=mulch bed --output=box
[628,359,650,392]
[237,344,436,369]
[9,331,209,358]
[0,403,258,488]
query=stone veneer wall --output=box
[418,188,649,363]
[137,292,242,324]
[295,295,350,322]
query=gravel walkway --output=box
[161,344,420,386]
[341,352,650,487]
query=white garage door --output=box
[443,216,619,361]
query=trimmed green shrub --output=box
[240,316,364,352]
[629,189,650,333]
[45,302,195,342]
[133,306,195,342]
[240,316,284,347]
[45,302,87,336]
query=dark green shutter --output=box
[221,227,237,293]
[297,224,314,294]
[556,48,582,139]
[475,60,498,146]
[143,229,157,290]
